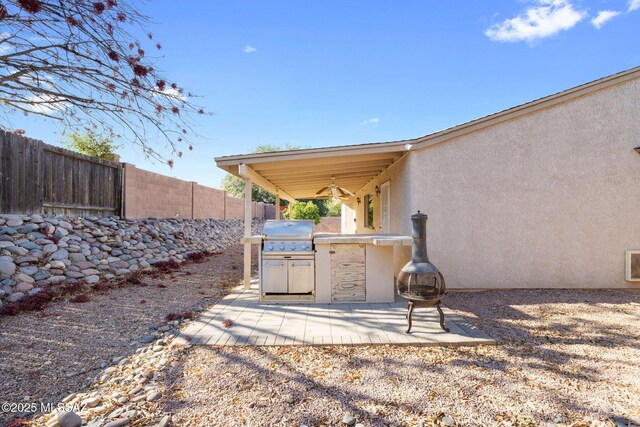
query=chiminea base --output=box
[405,300,449,334]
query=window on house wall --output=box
[364,193,374,229]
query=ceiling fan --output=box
[314,176,355,201]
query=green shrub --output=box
[286,201,321,224]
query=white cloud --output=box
[485,0,587,43]
[591,10,621,29]
[629,0,640,11]
[243,45,257,54]
[361,117,380,126]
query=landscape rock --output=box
[57,411,83,427]
[342,414,357,426]
[0,261,16,277]
[0,214,262,306]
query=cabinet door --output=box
[261,259,287,293]
[288,259,315,294]
[330,244,366,302]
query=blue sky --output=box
[8,0,640,187]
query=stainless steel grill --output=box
[261,220,315,298]
[262,220,314,256]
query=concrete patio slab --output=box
[178,287,496,347]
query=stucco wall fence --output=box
[122,163,274,220]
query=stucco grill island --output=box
[251,219,414,304]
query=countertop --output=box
[242,234,413,246]
[313,234,412,246]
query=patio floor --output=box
[177,286,495,347]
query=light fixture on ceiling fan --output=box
[314,176,355,201]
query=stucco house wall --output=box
[407,78,640,289]
[354,154,413,274]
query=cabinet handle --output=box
[291,263,311,267]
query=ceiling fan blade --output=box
[340,187,355,197]
[337,187,346,197]
[314,187,329,196]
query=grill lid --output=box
[263,220,314,240]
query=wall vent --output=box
[625,250,640,281]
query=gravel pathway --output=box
[0,244,254,426]
[163,289,640,427]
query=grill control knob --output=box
[291,246,296,251]
[268,245,273,250]
[279,245,284,250]
[302,245,308,250]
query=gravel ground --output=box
[0,244,254,426]
[163,289,640,427]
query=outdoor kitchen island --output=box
[313,234,412,303]
[247,225,412,304]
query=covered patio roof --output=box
[215,140,409,201]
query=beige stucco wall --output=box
[123,163,193,219]
[354,154,413,274]
[407,78,640,289]
[123,163,272,220]
[224,195,244,219]
[192,183,225,219]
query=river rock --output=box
[85,275,100,284]
[43,244,58,253]
[0,261,16,277]
[52,249,69,260]
[15,282,33,292]
[57,411,83,427]
[68,253,86,263]
[18,241,40,250]
[19,265,39,275]
[14,273,35,284]
[7,292,25,302]
[6,218,23,227]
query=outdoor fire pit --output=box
[396,211,448,333]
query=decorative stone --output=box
[14,273,35,284]
[56,411,83,427]
[15,282,33,292]
[85,275,100,284]
[82,396,101,408]
[442,416,455,426]
[52,249,69,260]
[68,253,87,263]
[19,266,39,275]
[146,391,161,402]
[17,241,40,250]
[6,218,23,227]
[0,261,16,277]
[342,415,356,426]
[74,261,96,270]
[49,260,66,269]
[43,244,58,253]
[5,246,28,256]
[7,291,25,302]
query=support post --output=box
[275,194,280,219]
[244,178,252,290]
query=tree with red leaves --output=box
[0,0,205,161]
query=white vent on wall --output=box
[625,250,640,282]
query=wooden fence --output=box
[0,130,122,217]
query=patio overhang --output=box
[215,140,409,200]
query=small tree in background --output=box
[222,144,305,204]
[286,201,321,224]
[65,131,119,161]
